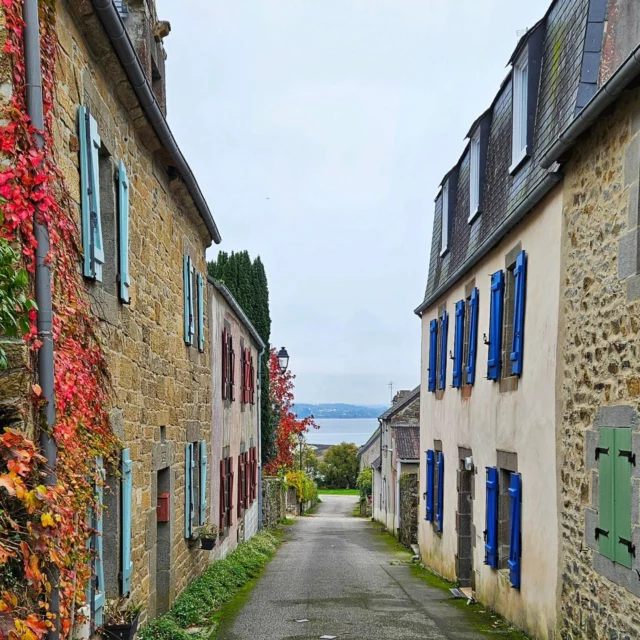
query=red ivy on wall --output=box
[0,2,119,638]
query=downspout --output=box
[257,347,264,531]
[23,1,59,638]
[396,460,401,534]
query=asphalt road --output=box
[221,495,488,640]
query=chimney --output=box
[392,390,410,406]
[118,0,170,115]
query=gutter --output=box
[415,170,562,316]
[90,0,221,244]
[540,42,640,169]
[257,344,264,531]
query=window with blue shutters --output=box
[438,312,449,390]
[428,320,438,392]
[93,457,106,627]
[485,467,498,569]
[466,288,479,385]
[436,452,444,532]
[452,301,465,388]
[117,160,130,304]
[487,271,504,380]
[121,449,133,595]
[508,473,522,588]
[510,251,527,376]
[78,106,105,281]
[426,450,435,521]
[197,273,205,352]
[199,440,208,526]
[185,443,194,539]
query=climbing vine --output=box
[0,2,119,638]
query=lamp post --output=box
[277,347,289,375]
[298,432,304,515]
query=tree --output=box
[319,443,359,489]
[264,349,319,475]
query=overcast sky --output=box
[157,0,549,405]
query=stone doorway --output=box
[456,447,474,588]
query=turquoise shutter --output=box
[487,271,504,380]
[438,312,449,390]
[185,443,194,538]
[428,320,438,392]
[199,440,208,526]
[183,255,191,344]
[426,450,435,521]
[189,259,195,344]
[452,300,465,388]
[466,288,479,385]
[197,273,205,352]
[78,107,104,281]
[614,428,633,568]
[436,452,444,532]
[510,251,527,376]
[597,428,614,560]
[508,473,522,588]
[94,457,105,626]
[117,160,130,303]
[121,449,133,595]
[485,467,498,568]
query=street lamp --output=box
[298,432,304,516]
[277,347,290,375]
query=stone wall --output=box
[559,86,640,639]
[262,477,286,528]
[399,473,418,548]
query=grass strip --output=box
[317,488,359,495]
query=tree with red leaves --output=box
[264,348,319,475]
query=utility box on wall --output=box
[157,492,170,522]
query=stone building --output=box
[357,427,380,472]
[372,387,420,535]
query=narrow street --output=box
[221,496,488,640]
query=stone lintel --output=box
[496,450,518,472]
[594,405,638,430]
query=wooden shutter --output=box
[78,106,104,281]
[117,160,130,303]
[466,288,479,385]
[485,467,499,569]
[438,312,449,390]
[237,455,243,518]
[487,270,504,380]
[598,428,614,560]
[184,444,194,539]
[614,428,633,568]
[228,456,235,526]
[184,256,191,345]
[230,336,236,401]
[188,258,195,344]
[510,251,527,376]
[452,300,465,388]
[426,450,435,521]
[250,356,256,405]
[436,452,445,531]
[508,473,522,588]
[199,441,207,526]
[93,458,106,627]
[222,329,228,400]
[197,274,205,352]
[244,453,250,508]
[428,320,438,392]
[219,459,226,529]
[121,449,133,596]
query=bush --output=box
[285,471,318,503]
[138,531,278,639]
[357,467,372,500]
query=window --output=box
[440,181,450,256]
[241,347,253,405]
[597,428,633,568]
[250,355,256,405]
[219,456,234,530]
[117,161,130,304]
[469,130,481,222]
[237,454,245,517]
[121,449,133,595]
[437,311,449,391]
[510,251,527,376]
[197,274,205,352]
[199,441,208,526]
[184,443,195,539]
[452,300,465,388]
[464,288,479,385]
[425,450,435,521]
[428,319,438,392]
[436,451,444,532]
[511,49,529,172]
[487,271,504,381]
[222,328,235,401]
[183,256,195,346]
[502,266,516,379]
[91,457,106,628]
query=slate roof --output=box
[372,456,382,470]
[393,426,420,461]
[358,428,380,458]
[378,386,420,421]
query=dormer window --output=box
[469,129,481,222]
[440,180,450,257]
[511,49,529,172]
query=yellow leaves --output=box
[0,546,15,566]
[39,514,54,529]
[10,615,49,640]
[31,384,41,397]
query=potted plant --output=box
[102,597,141,640]
[199,521,219,550]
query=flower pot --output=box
[200,537,216,550]
[102,612,140,640]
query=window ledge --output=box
[440,247,449,258]
[509,151,529,176]
[435,389,445,401]
[468,207,481,224]
[499,376,519,394]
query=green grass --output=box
[318,488,359,495]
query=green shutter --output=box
[117,160,130,303]
[614,428,633,568]
[598,428,615,560]
[121,448,133,595]
[185,443,194,538]
[199,440,208,526]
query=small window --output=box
[502,265,516,379]
[440,181,449,256]
[511,49,529,172]
[469,130,481,222]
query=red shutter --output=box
[219,459,226,528]
[222,329,228,400]
[237,455,243,517]
[243,452,249,508]
[240,349,246,404]
[245,349,250,404]
[251,447,257,502]
[250,356,255,405]
[230,337,236,402]
[228,456,234,525]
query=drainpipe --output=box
[23,1,59,638]
[257,347,264,530]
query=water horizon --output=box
[307,417,379,447]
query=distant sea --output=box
[309,418,378,447]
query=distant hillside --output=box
[294,403,389,419]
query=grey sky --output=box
[157,0,549,405]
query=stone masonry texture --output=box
[399,473,418,548]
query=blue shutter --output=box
[428,320,438,392]
[117,160,130,303]
[436,452,444,532]
[510,251,527,376]
[487,271,504,380]
[185,443,194,538]
[508,473,522,589]
[78,107,104,281]
[438,312,449,390]
[466,288,479,385]
[197,273,205,352]
[485,467,498,569]
[426,450,435,521]
[94,457,105,626]
[199,440,208,526]
[452,300,465,388]
[121,448,133,595]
